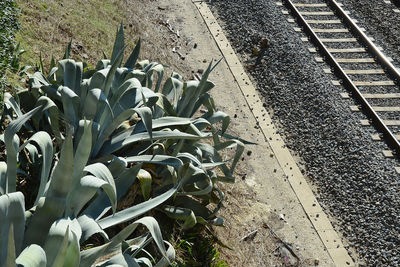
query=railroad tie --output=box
[299,11,335,16]
[362,93,400,99]
[318,58,375,63]
[332,80,395,86]
[309,47,366,53]
[323,69,385,74]
[319,38,358,43]
[293,3,327,7]
[350,106,400,112]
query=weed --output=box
[172,225,230,267]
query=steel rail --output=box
[283,0,400,155]
[326,0,400,84]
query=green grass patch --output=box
[15,0,133,68]
[171,225,230,267]
[0,0,20,102]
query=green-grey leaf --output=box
[80,217,167,267]
[83,163,117,213]
[3,92,22,117]
[46,132,74,199]
[63,40,72,60]
[162,205,197,229]
[110,23,125,67]
[77,215,109,244]
[44,222,72,267]
[23,196,65,247]
[59,86,80,130]
[96,253,140,267]
[68,175,115,217]
[16,244,47,267]
[98,185,178,229]
[18,131,53,205]
[125,155,183,168]
[204,111,230,135]
[154,241,175,267]
[33,96,63,145]
[124,38,141,69]
[5,105,42,193]
[82,164,141,221]
[0,192,25,265]
[103,130,208,156]
[0,162,7,195]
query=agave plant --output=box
[20,23,244,229]
[0,22,243,265]
[0,106,176,266]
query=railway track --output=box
[277,0,400,169]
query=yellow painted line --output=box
[194,1,354,266]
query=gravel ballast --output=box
[209,0,400,265]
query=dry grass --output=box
[15,0,190,77]
[16,0,129,66]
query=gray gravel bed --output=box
[300,15,339,21]
[331,52,379,59]
[295,6,333,12]
[339,62,386,70]
[349,74,395,81]
[314,32,357,39]
[378,111,400,120]
[368,98,400,107]
[209,0,400,265]
[322,42,366,49]
[357,85,400,94]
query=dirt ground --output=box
[146,0,335,266]
[16,0,338,265]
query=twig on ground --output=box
[263,222,300,261]
[240,229,258,241]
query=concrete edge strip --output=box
[192,1,355,266]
